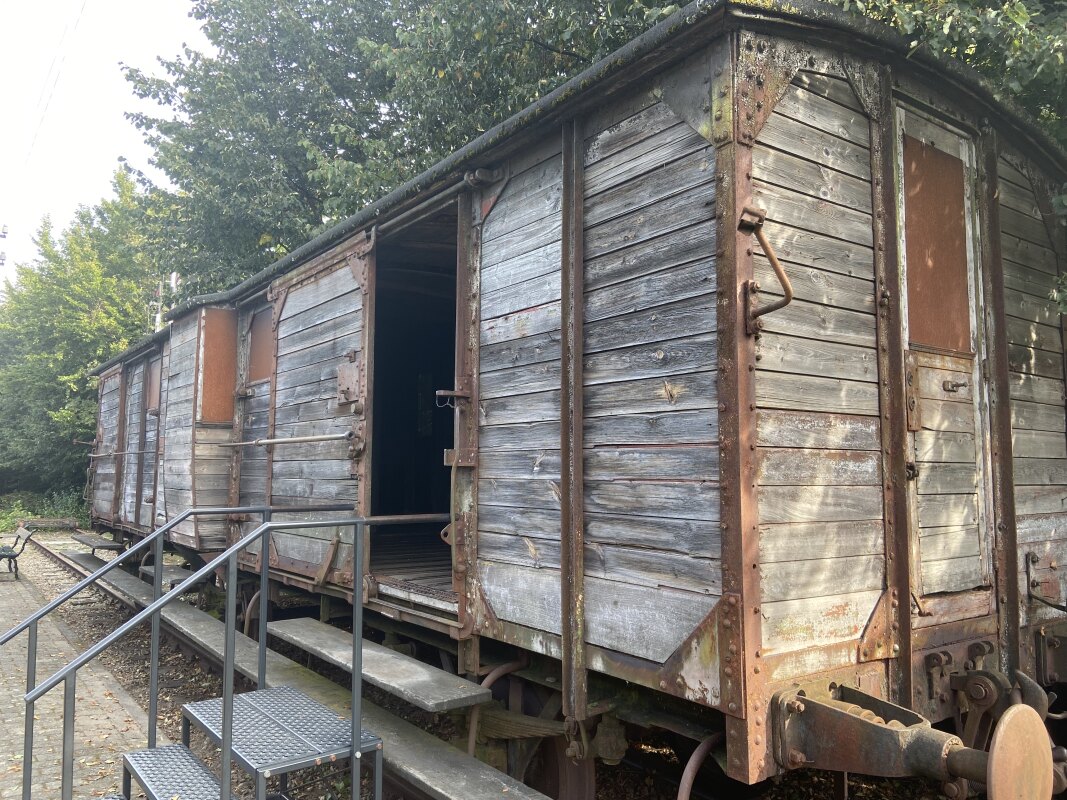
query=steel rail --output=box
[216,430,355,448]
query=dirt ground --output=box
[14,536,938,800]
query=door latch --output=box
[905,461,920,481]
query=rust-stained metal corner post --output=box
[714,30,765,783]
[452,190,482,674]
[977,128,1021,677]
[868,64,912,706]
[560,116,588,722]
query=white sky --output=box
[0,0,210,281]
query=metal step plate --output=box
[123,743,236,800]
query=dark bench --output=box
[0,526,36,578]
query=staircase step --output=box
[139,564,196,591]
[123,744,236,800]
[267,617,490,712]
[182,685,381,776]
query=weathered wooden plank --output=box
[481,269,561,321]
[1009,373,1065,405]
[479,420,560,452]
[273,397,347,427]
[585,122,707,197]
[480,359,560,400]
[773,83,871,148]
[753,144,873,213]
[917,365,973,401]
[1016,512,1067,545]
[793,71,863,112]
[756,332,876,383]
[761,554,883,603]
[753,181,873,248]
[758,484,883,523]
[481,214,561,271]
[917,493,978,529]
[279,268,359,322]
[1015,485,1067,516]
[756,410,879,451]
[998,158,1032,191]
[585,295,715,356]
[482,159,562,244]
[585,445,718,482]
[1008,344,1064,380]
[584,182,715,263]
[274,359,339,393]
[269,478,357,501]
[584,220,716,292]
[276,310,362,359]
[479,389,560,427]
[584,100,678,165]
[478,560,716,663]
[481,301,560,346]
[917,462,977,496]
[914,430,976,463]
[761,589,882,653]
[481,328,561,374]
[585,259,715,325]
[919,528,980,561]
[757,448,880,486]
[755,256,874,314]
[477,505,720,558]
[1012,458,1067,487]
[759,520,883,563]
[585,409,718,446]
[1012,399,1066,432]
[481,240,560,297]
[997,177,1043,218]
[1006,317,1062,354]
[1000,206,1054,249]
[1004,287,1060,328]
[584,480,719,521]
[585,371,716,418]
[1001,233,1058,275]
[756,371,879,415]
[1003,258,1058,299]
[918,398,975,433]
[921,557,985,595]
[758,296,876,348]
[478,532,720,595]
[584,333,716,386]
[585,147,713,229]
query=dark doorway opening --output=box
[369,203,458,611]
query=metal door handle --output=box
[739,206,793,335]
[942,381,967,393]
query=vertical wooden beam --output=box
[112,365,129,524]
[978,128,1020,676]
[869,66,912,707]
[560,117,587,721]
[133,358,151,530]
[358,234,377,600]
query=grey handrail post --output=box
[258,508,272,687]
[22,620,37,800]
[61,674,75,800]
[351,520,364,800]
[221,554,238,800]
[148,526,165,747]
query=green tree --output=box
[0,172,159,492]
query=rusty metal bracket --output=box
[735,33,807,145]
[716,594,745,718]
[1026,551,1065,611]
[313,533,341,588]
[858,589,897,663]
[738,206,792,335]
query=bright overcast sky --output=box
[0,0,210,282]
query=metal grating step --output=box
[123,743,237,800]
[267,617,490,712]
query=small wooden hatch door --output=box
[897,108,995,620]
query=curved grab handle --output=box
[739,205,793,334]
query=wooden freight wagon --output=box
[90,1,1067,795]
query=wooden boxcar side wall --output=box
[751,67,883,672]
[477,67,721,666]
[92,370,123,520]
[162,314,199,546]
[152,343,170,530]
[265,244,364,578]
[998,154,1067,628]
[119,360,146,526]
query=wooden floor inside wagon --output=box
[371,538,457,614]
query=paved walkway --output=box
[0,569,155,799]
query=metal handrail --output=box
[6,502,353,800]
[20,509,448,800]
[216,430,356,448]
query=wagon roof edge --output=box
[155,0,1065,324]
